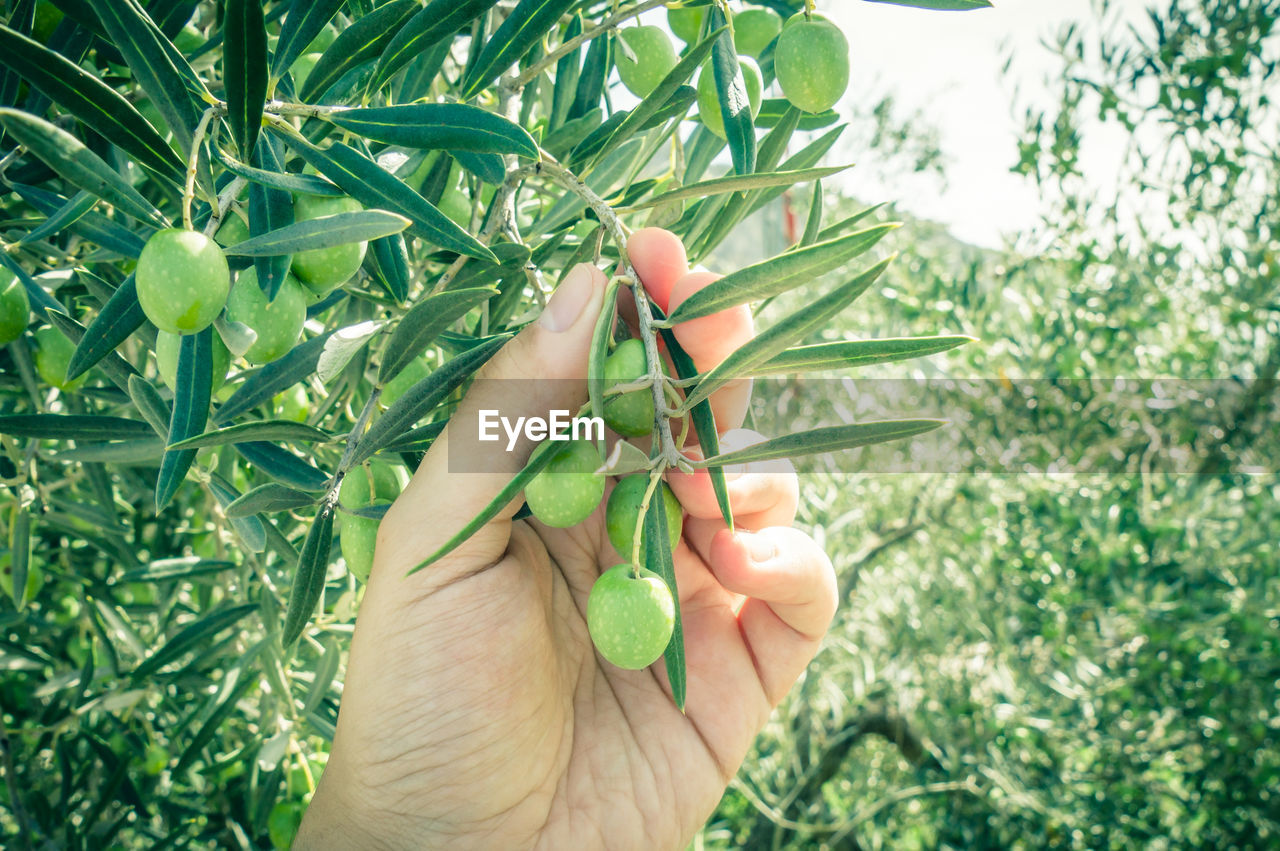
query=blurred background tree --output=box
[709,0,1279,848]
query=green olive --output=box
[268,800,306,851]
[135,229,231,335]
[603,338,655,438]
[226,268,308,364]
[775,13,850,114]
[155,330,231,392]
[524,440,605,528]
[214,212,251,249]
[616,26,679,98]
[290,195,367,295]
[587,564,676,670]
[696,56,763,139]
[33,327,86,391]
[0,269,30,345]
[339,460,404,510]
[340,513,380,583]
[733,7,783,58]
[605,475,683,564]
[380,355,431,406]
[667,5,705,43]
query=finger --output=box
[668,439,797,523]
[626,227,688,313]
[376,263,607,582]
[666,271,754,431]
[708,527,837,705]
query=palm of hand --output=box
[327,510,769,850]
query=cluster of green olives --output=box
[615,4,850,139]
[132,192,366,373]
[518,336,687,670]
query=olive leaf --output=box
[168,421,333,451]
[684,256,896,409]
[371,0,499,94]
[226,484,318,518]
[378,288,497,385]
[698,420,947,468]
[66,274,144,381]
[155,330,213,511]
[325,104,539,159]
[0,109,167,227]
[668,224,899,323]
[223,210,410,256]
[224,0,268,160]
[458,0,577,99]
[271,0,345,84]
[299,0,419,102]
[749,335,976,376]
[645,488,686,712]
[281,504,335,646]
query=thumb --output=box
[376,263,608,579]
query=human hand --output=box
[295,228,837,850]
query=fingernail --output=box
[539,264,595,332]
[743,532,775,562]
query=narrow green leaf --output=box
[569,25,609,120]
[156,329,213,511]
[459,0,577,99]
[0,25,185,183]
[317,320,385,384]
[128,375,171,440]
[816,203,887,242]
[801,181,824,247]
[271,0,344,82]
[215,146,344,196]
[685,256,895,408]
[208,474,268,553]
[282,137,497,260]
[84,0,205,155]
[377,421,448,454]
[66,275,144,380]
[303,635,341,714]
[645,482,685,711]
[326,104,539,159]
[235,441,330,491]
[708,6,755,175]
[587,278,621,427]
[299,0,418,103]
[352,334,508,466]
[749,335,976,376]
[700,419,946,468]
[0,108,166,227]
[755,98,840,129]
[378,288,497,385]
[173,641,266,772]
[46,310,139,391]
[225,0,268,160]
[670,225,899,323]
[628,165,847,210]
[0,414,156,441]
[21,190,96,246]
[452,149,506,184]
[168,420,332,450]
[226,483,318,517]
[282,504,335,646]
[407,438,561,574]
[132,603,258,679]
[550,13,584,127]
[214,332,333,424]
[367,234,411,302]
[118,557,236,583]
[248,133,295,299]
[7,508,31,610]
[658,324,732,532]
[224,210,410,256]
[11,183,147,258]
[371,0,499,93]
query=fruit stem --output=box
[532,155,688,471]
[184,105,224,231]
[630,464,667,572]
[204,176,247,238]
[505,0,672,91]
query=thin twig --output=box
[184,106,222,231]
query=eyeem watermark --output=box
[478,409,604,452]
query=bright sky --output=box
[824,0,1108,249]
